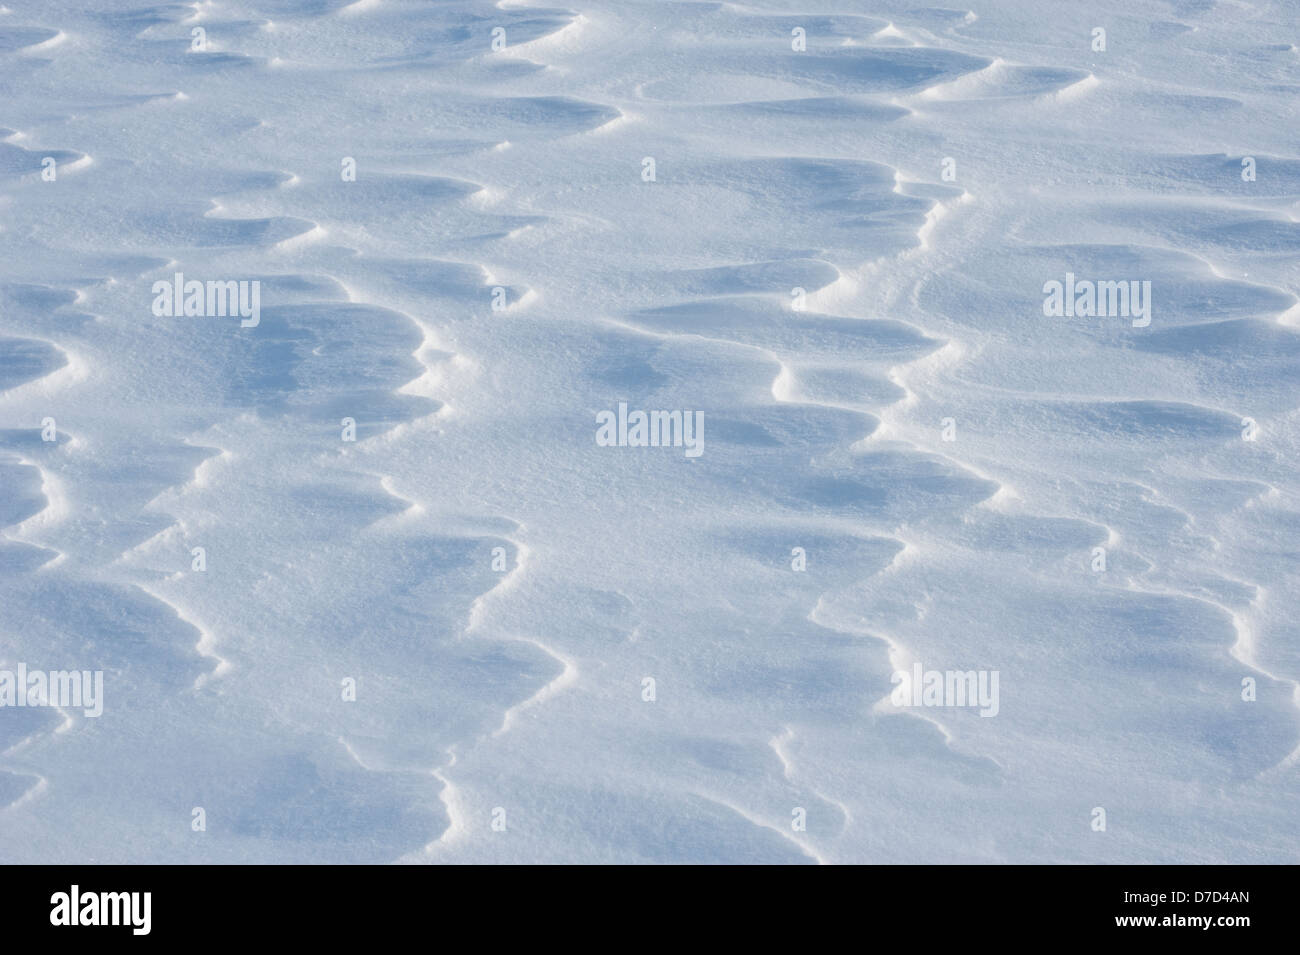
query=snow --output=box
[0,0,1297,863]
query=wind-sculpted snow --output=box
[0,0,1297,864]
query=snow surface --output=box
[0,0,1297,863]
